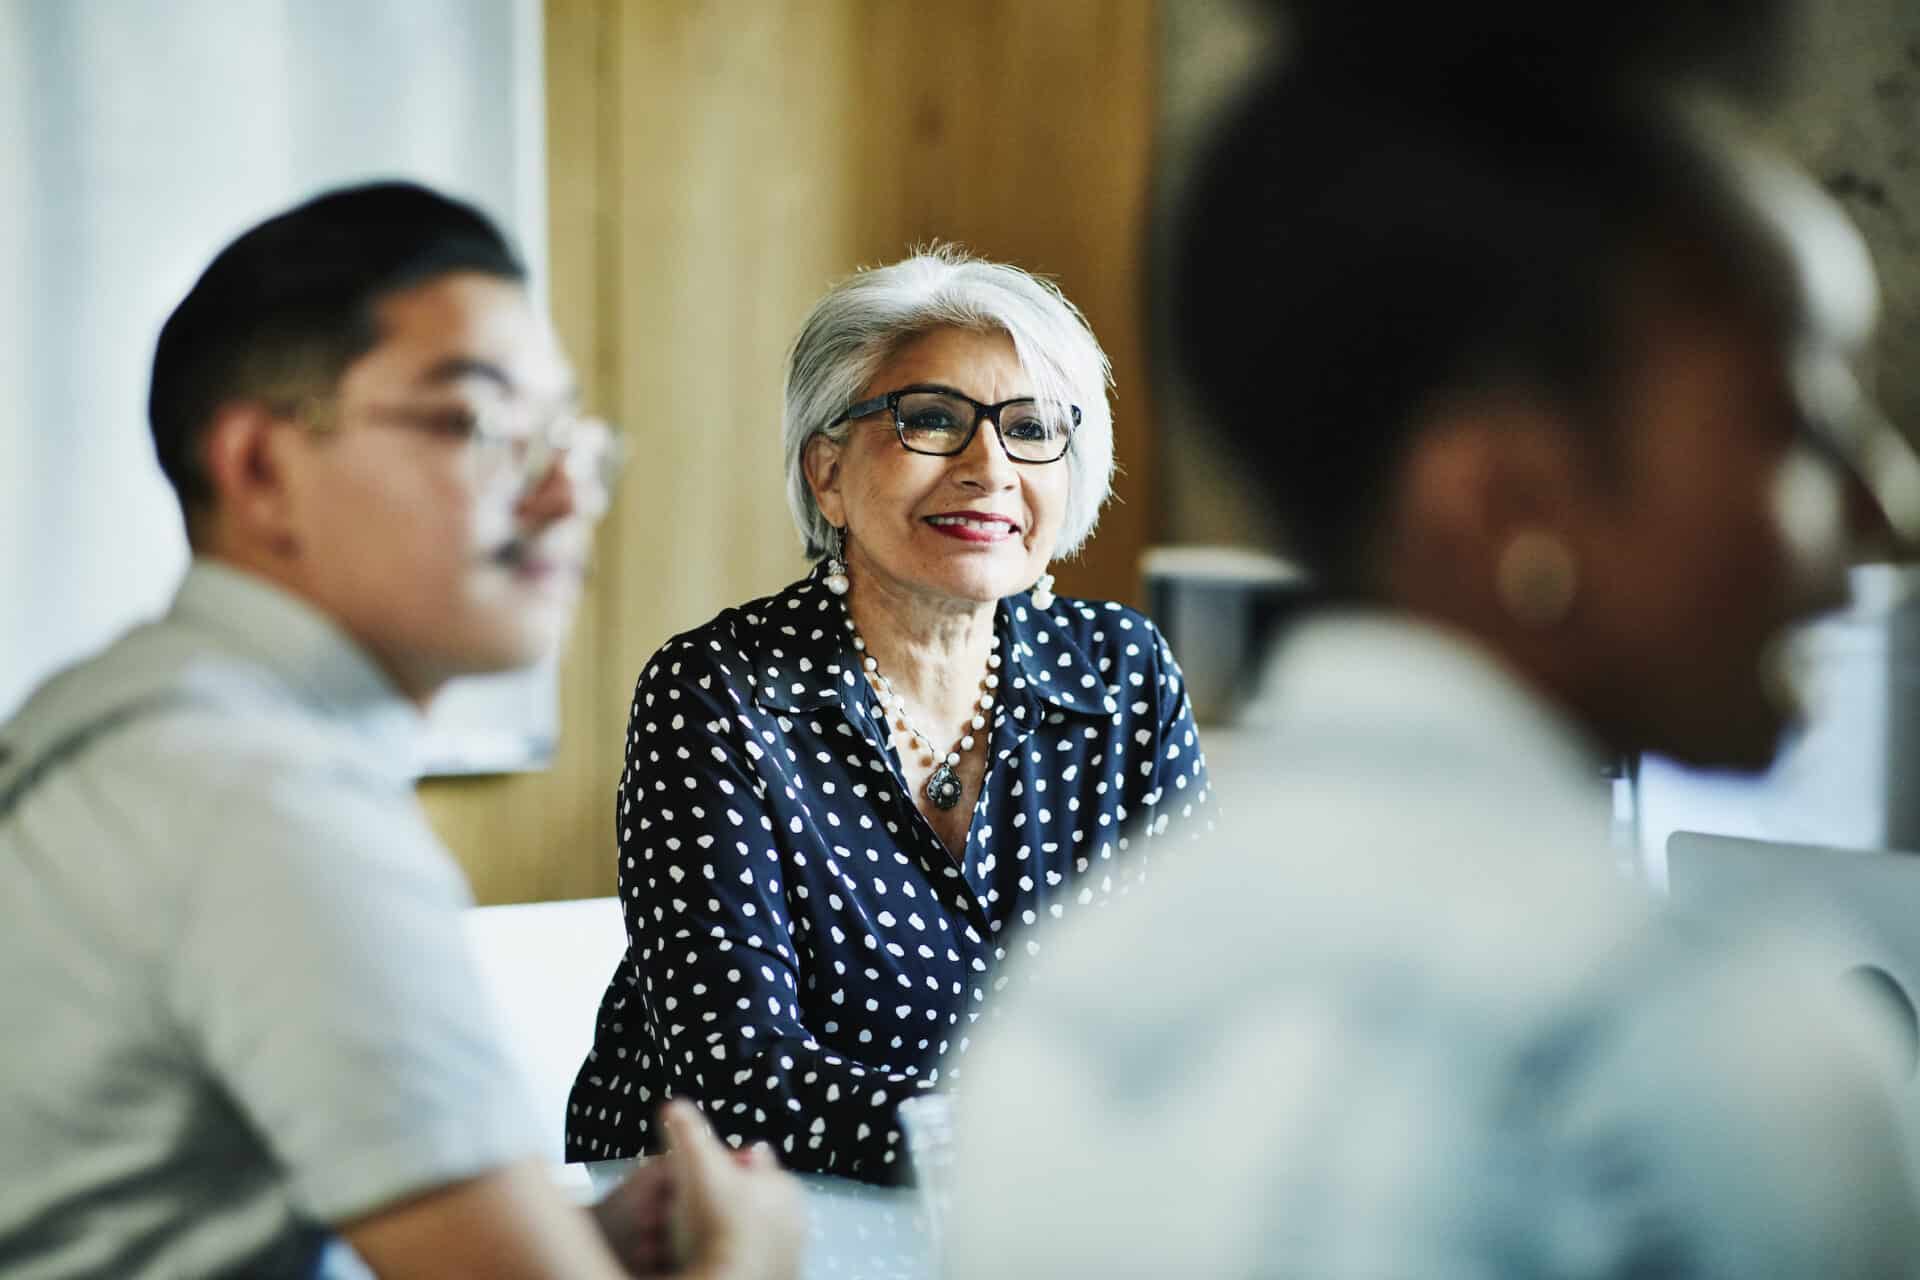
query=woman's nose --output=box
[1843,459,1899,559]
[953,415,1018,487]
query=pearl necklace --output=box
[841,612,1001,811]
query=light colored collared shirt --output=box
[945,614,1919,1279]
[0,560,542,1278]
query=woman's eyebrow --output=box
[895,382,1033,402]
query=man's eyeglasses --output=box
[285,398,628,509]
[831,388,1079,464]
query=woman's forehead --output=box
[870,326,1021,383]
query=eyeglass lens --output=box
[894,392,1073,461]
[475,414,626,504]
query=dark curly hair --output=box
[1166,3,1795,586]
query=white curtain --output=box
[0,0,553,774]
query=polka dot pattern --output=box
[565,564,1213,1183]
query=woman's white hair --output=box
[783,245,1116,561]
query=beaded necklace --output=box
[840,612,1000,811]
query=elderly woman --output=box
[566,249,1212,1183]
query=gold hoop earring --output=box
[1495,530,1578,629]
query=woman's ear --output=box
[804,434,847,528]
[1382,396,1593,618]
[1399,397,1586,549]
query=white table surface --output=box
[585,1161,932,1280]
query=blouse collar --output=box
[748,563,1114,724]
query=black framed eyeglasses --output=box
[830,386,1079,463]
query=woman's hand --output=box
[591,1101,804,1279]
[662,1100,807,1280]
[588,1151,676,1274]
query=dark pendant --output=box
[926,761,964,810]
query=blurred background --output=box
[4,0,1919,904]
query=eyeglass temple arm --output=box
[831,393,895,427]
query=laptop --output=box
[1666,831,1920,1079]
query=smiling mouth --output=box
[925,513,1021,538]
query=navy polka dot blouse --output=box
[566,565,1213,1183]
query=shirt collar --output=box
[171,558,424,773]
[998,594,1117,721]
[1245,610,1609,807]
[748,564,1114,722]
[745,565,866,714]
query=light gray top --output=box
[0,560,543,1278]
[945,614,1920,1279]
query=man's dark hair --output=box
[1166,9,1792,588]
[148,181,526,515]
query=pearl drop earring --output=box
[1030,571,1056,611]
[824,527,850,596]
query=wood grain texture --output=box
[850,0,1160,607]
[422,0,1158,904]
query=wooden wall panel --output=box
[424,0,1158,904]
[849,0,1160,606]
[602,1,865,679]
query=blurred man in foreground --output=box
[945,6,1920,1276]
[0,183,800,1279]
